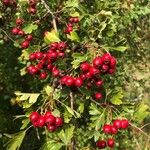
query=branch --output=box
[1,29,15,43]
[41,0,57,32]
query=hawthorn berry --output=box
[103,124,112,134]
[39,72,47,80]
[11,27,20,35]
[55,117,63,127]
[96,140,107,149]
[29,112,39,122]
[111,126,118,134]
[21,40,29,49]
[37,116,46,127]
[113,119,122,129]
[89,66,100,75]
[101,64,109,72]
[110,56,117,68]
[107,138,115,148]
[52,67,60,77]
[26,35,33,41]
[65,76,75,86]
[74,77,83,87]
[28,6,37,14]
[35,52,43,60]
[121,119,129,129]
[93,57,103,67]
[29,53,36,61]
[44,111,52,118]
[95,79,103,87]
[45,115,56,125]
[94,92,103,100]
[102,53,111,64]
[80,62,91,72]
[16,18,24,26]
[47,125,56,132]
[18,30,25,36]
[2,0,10,6]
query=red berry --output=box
[35,52,43,60]
[50,42,58,50]
[47,125,56,132]
[44,111,52,118]
[36,63,43,70]
[75,77,83,87]
[89,66,100,76]
[16,18,24,26]
[39,72,47,80]
[67,23,73,27]
[27,66,38,75]
[45,115,56,125]
[96,140,107,149]
[80,62,91,72]
[61,76,69,85]
[65,76,75,86]
[101,64,109,72]
[26,35,33,41]
[95,79,103,87]
[29,112,39,122]
[121,119,129,129]
[69,17,74,23]
[108,68,115,74]
[29,53,36,61]
[93,57,103,67]
[55,117,63,127]
[18,30,25,36]
[11,27,20,35]
[28,6,36,14]
[58,51,65,58]
[79,74,86,81]
[73,17,79,23]
[113,119,121,129]
[47,52,58,60]
[110,56,116,68]
[103,124,112,134]
[102,53,111,64]
[67,26,73,33]
[37,116,46,127]
[3,0,11,6]
[111,126,118,134]
[52,67,60,77]
[58,42,67,51]
[85,72,92,79]
[21,40,29,49]
[32,121,38,128]
[29,0,37,6]
[47,63,53,71]
[94,92,103,100]
[107,138,115,148]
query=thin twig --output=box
[41,0,57,32]
[130,123,150,139]
[1,29,15,42]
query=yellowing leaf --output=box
[44,30,60,44]
[67,31,80,42]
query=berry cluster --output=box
[2,0,16,6]
[26,42,67,79]
[29,111,63,132]
[64,17,80,34]
[96,119,129,149]
[11,18,33,49]
[27,0,37,14]
[60,53,116,100]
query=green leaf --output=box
[93,131,101,142]
[65,106,74,116]
[67,31,80,42]
[29,94,40,104]
[78,103,84,114]
[20,118,30,130]
[89,103,101,115]
[44,85,53,95]
[133,102,150,123]
[65,0,78,8]
[104,46,127,52]
[71,53,90,69]
[52,109,60,117]
[5,131,26,150]
[70,12,80,17]
[23,24,38,34]
[110,88,123,105]
[58,126,75,145]
[44,30,60,44]
[40,140,63,150]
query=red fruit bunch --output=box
[96,119,129,149]
[2,0,16,6]
[27,0,37,14]
[64,17,80,34]
[11,18,33,49]
[29,111,63,132]
[26,42,67,79]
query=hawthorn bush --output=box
[0,0,150,150]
